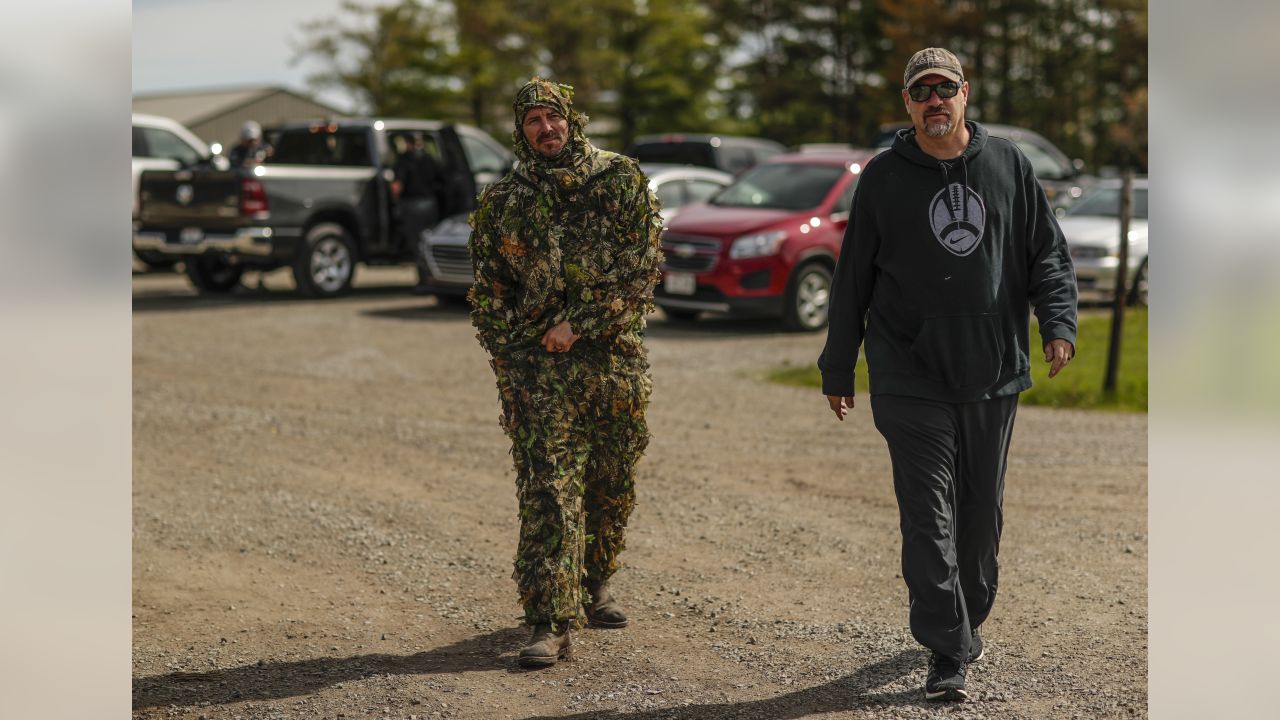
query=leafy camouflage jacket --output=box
[468,79,663,363]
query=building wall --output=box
[193,92,341,148]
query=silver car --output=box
[1059,178,1148,305]
[417,163,733,296]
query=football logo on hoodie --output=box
[929,182,986,256]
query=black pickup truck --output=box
[133,118,512,297]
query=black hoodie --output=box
[818,122,1077,402]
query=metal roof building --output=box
[132,85,348,147]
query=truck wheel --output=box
[782,262,832,332]
[294,222,356,298]
[184,256,243,293]
[1127,259,1148,307]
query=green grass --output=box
[765,308,1147,412]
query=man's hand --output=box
[541,321,580,353]
[1044,338,1075,379]
[826,395,855,421]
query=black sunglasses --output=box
[907,81,961,102]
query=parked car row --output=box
[134,114,1145,329]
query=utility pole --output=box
[1103,169,1133,397]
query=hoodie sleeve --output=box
[560,167,663,340]
[818,178,880,397]
[1023,164,1079,349]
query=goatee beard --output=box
[924,116,954,137]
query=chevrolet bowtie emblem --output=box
[672,244,696,259]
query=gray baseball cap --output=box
[904,47,964,88]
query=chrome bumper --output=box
[133,227,277,256]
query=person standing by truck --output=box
[392,132,445,293]
[228,121,267,169]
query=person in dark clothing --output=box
[228,121,266,169]
[391,132,444,292]
[817,47,1078,702]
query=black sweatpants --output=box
[870,393,1019,665]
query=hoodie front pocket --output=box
[908,314,1005,389]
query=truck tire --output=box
[781,261,833,332]
[184,256,243,293]
[294,222,356,298]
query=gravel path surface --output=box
[133,268,1147,719]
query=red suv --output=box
[655,149,876,331]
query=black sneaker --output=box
[968,627,985,663]
[925,652,968,701]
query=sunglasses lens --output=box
[909,82,960,101]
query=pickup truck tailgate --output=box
[138,168,248,230]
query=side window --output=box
[685,179,723,203]
[132,125,148,158]
[459,134,508,174]
[722,146,754,174]
[1016,140,1069,180]
[832,178,857,214]
[654,179,686,209]
[140,127,202,166]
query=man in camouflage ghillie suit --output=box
[468,77,662,669]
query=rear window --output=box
[269,129,372,167]
[627,142,716,169]
[711,163,846,211]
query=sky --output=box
[132,0,356,110]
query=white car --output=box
[1059,178,1148,305]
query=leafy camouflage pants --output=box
[495,350,651,631]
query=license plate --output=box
[179,227,204,244]
[664,272,696,296]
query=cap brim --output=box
[905,68,962,88]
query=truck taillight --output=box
[240,177,269,217]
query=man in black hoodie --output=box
[818,47,1077,702]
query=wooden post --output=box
[1103,169,1133,397]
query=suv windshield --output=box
[269,128,372,166]
[1067,187,1148,219]
[711,163,845,210]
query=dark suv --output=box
[625,134,786,175]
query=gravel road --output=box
[133,267,1147,719]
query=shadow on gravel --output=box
[644,316,799,340]
[521,648,926,720]
[132,626,526,710]
[360,300,473,322]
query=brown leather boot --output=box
[585,582,628,628]
[517,623,572,668]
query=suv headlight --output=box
[729,230,787,259]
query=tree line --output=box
[295,0,1146,172]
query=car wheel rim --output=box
[311,237,351,292]
[796,271,830,328]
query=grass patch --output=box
[765,308,1147,412]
